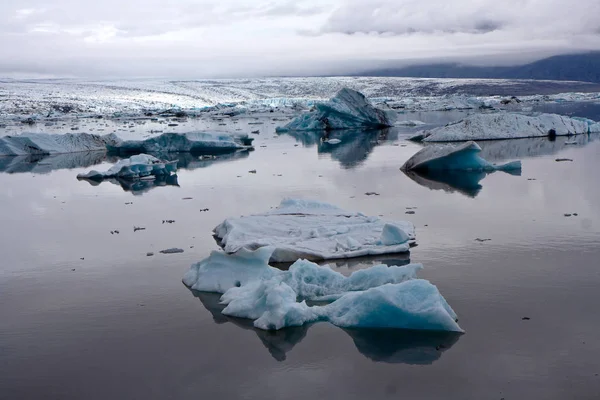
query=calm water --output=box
[2,110,600,399]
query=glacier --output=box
[402,141,522,172]
[411,112,600,142]
[276,88,394,132]
[183,247,462,332]
[76,154,177,180]
[0,132,120,156]
[106,132,254,156]
[213,198,416,262]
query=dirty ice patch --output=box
[0,132,120,156]
[276,88,394,132]
[411,112,600,142]
[106,132,253,156]
[402,141,521,172]
[76,154,177,180]
[183,248,461,332]
[213,199,416,262]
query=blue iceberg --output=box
[276,88,393,132]
[183,247,462,332]
[76,154,177,180]
[401,141,521,172]
[106,132,253,156]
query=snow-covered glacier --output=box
[106,132,253,155]
[183,247,461,332]
[411,112,600,142]
[0,132,120,156]
[76,154,177,180]
[402,141,522,172]
[276,88,393,132]
[214,199,416,262]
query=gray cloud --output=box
[0,0,599,78]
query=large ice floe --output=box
[106,132,254,156]
[401,141,522,172]
[0,132,120,156]
[183,247,462,332]
[411,112,600,142]
[214,199,416,262]
[76,154,177,180]
[276,88,394,132]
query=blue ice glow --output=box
[183,248,462,332]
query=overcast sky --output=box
[1,0,600,78]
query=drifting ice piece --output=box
[106,132,253,155]
[76,154,177,180]
[0,133,120,156]
[183,247,461,332]
[411,112,600,142]
[402,141,521,172]
[276,88,393,132]
[214,199,416,262]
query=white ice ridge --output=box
[276,88,394,132]
[214,199,416,262]
[183,247,462,332]
[106,132,253,155]
[402,141,522,172]
[76,154,177,180]
[0,132,120,156]
[411,112,600,142]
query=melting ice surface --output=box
[76,154,177,180]
[0,132,119,156]
[106,132,253,156]
[276,88,393,132]
[412,112,600,142]
[402,141,522,172]
[183,247,462,332]
[214,198,416,262]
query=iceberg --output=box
[183,247,462,332]
[411,112,600,142]
[213,199,416,262]
[106,132,253,156]
[76,154,177,180]
[401,141,522,172]
[276,88,393,132]
[0,132,120,156]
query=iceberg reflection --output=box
[190,289,461,364]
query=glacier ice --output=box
[402,141,522,172]
[76,154,177,180]
[276,88,393,132]
[106,132,253,156]
[183,247,462,332]
[411,112,600,142]
[0,132,120,156]
[213,198,416,262]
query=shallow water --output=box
[2,113,600,399]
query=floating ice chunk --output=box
[106,132,253,156]
[0,132,120,156]
[276,88,393,132]
[402,141,522,172]
[183,247,278,293]
[214,199,415,262]
[76,154,177,180]
[323,281,460,331]
[185,247,420,301]
[395,120,426,127]
[324,138,342,144]
[184,248,461,332]
[283,260,421,301]
[411,112,600,142]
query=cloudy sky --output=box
[1,0,599,78]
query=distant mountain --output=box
[361,52,600,83]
